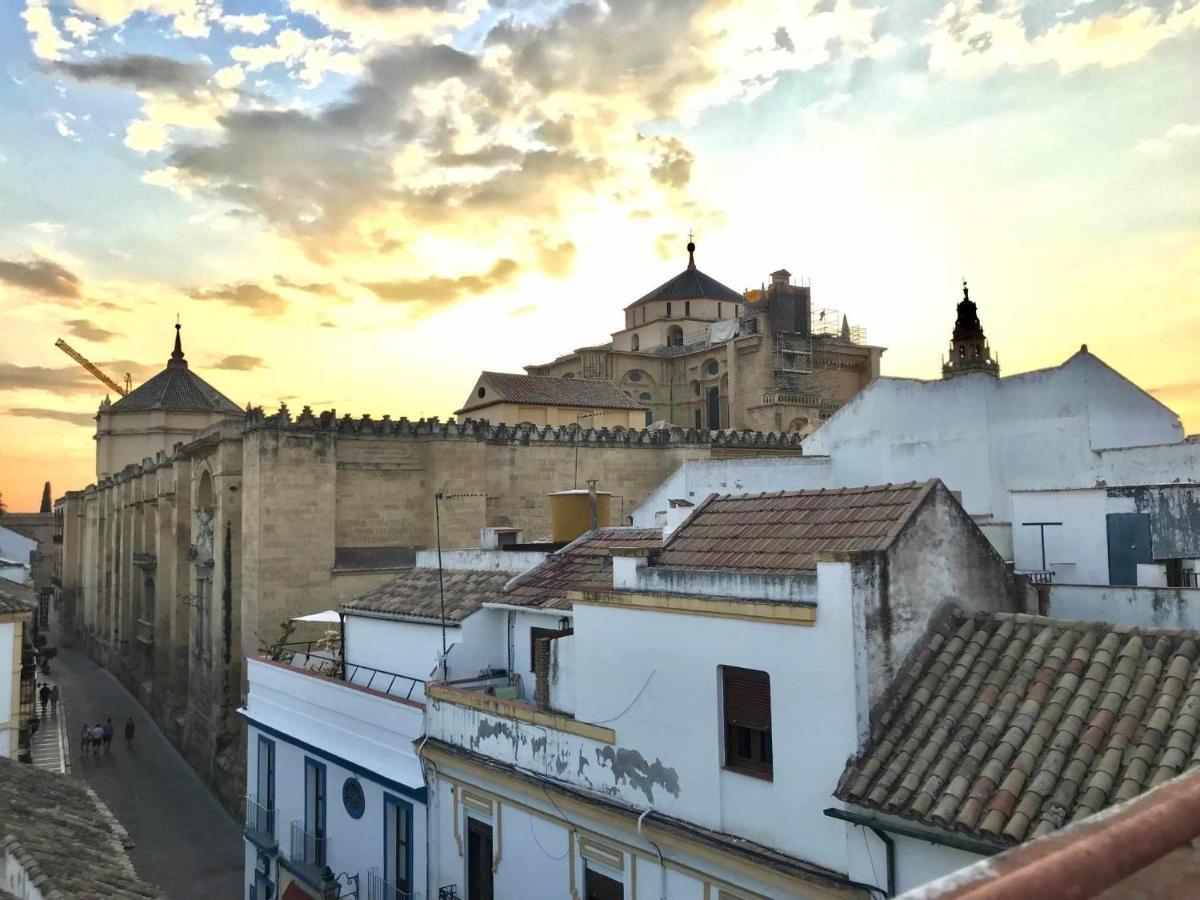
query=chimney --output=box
[664,498,694,537]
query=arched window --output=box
[667,325,683,347]
[788,417,809,434]
[639,392,652,402]
[562,372,575,379]
[628,371,642,382]
[631,333,640,351]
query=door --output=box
[584,867,623,900]
[466,818,493,900]
[256,737,274,836]
[385,797,411,897]
[706,386,720,430]
[304,759,326,865]
[1107,513,1153,586]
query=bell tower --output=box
[942,280,999,379]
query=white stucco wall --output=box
[844,823,984,895]
[413,548,547,573]
[344,614,451,689]
[1010,489,1109,582]
[1045,584,1200,629]
[427,561,862,875]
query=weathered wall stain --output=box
[595,746,680,803]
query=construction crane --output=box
[54,338,131,396]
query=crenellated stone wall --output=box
[60,408,803,811]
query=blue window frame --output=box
[256,736,275,837]
[304,757,327,867]
[383,793,413,897]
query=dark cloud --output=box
[0,257,82,299]
[7,408,95,427]
[0,361,155,395]
[647,136,694,189]
[189,283,287,316]
[168,45,478,239]
[52,54,208,96]
[364,258,519,310]
[533,116,574,147]
[66,319,115,342]
[212,355,268,371]
[274,276,340,296]
[774,26,795,53]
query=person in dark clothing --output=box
[39,683,50,717]
[124,717,135,748]
[49,685,59,715]
[102,718,114,754]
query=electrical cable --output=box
[590,670,656,724]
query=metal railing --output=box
[244,794,276,840]
[1183,571,1200,589]
[290,819,327,868]
[368,868,422,900]
[437,888,460,900]
[344,661,425,701]
[1020,570,1055,584]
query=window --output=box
[666,302,672,318]
[718,302,722,318]
[631,334,639,351]
[694,409,702,428]
[530,626,556,671]
[685,301,691,317]
[667,325,683,347]
[722,666,772,779]
[384,795,412,897]
[706,360,719,376]
[639,392,652,402]
[255,736,275,837]
[584,867,623,900]
[304,758,327,866]
[628,371,641,382]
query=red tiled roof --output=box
[838,610,1200,848]
[655,481,935,573]
[457,372,642,415]
[504,527,662,610]
[341,568,513,622]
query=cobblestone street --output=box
[53,647,244,899]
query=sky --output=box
[1,0,1198,512]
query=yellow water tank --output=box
[548,489,612,543]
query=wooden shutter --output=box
[723,666,771,730]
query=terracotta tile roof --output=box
[0,577,35,614]
[504,527,663,610]
[655,481,935,574]
[457,372,643,415]
[341,568,513,623]
[837,610,1200,847]
[0,757,163,898]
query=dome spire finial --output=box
[687,228,696,269]
[170,316,187,366]
[962,277,969,302]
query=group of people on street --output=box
[79,716,135,759]
[37,681,59,718]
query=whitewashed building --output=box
[0,583,35,761]
[419,480,1036,898]
[635,349,1200,587]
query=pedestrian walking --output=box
[124,716,135,749]
[49,685,59,716]
[38,683,49,717]
[80,723,91,759]
[102,718,113,755]
[89,723,104,756]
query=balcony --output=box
[367,868,420,900]
[1018,569,1055,584]
[244,794,277,851]
[290,820,328,885]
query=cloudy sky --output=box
[1,0,1198,511]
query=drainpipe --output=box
[337,611,346,681]
[636,807,667,900]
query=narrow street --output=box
[52,647,244,899]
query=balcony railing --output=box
[1183,571,1200,589]
[266,642,426,703]
[1019,570,1055,584]
[244,794,276,847]
[290,819,327,870]
[437,888,460,900]
[368,867,421,900]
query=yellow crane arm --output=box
[54,338,128,396]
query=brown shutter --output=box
[723,666,771,730]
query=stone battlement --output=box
[245,404,804,448]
